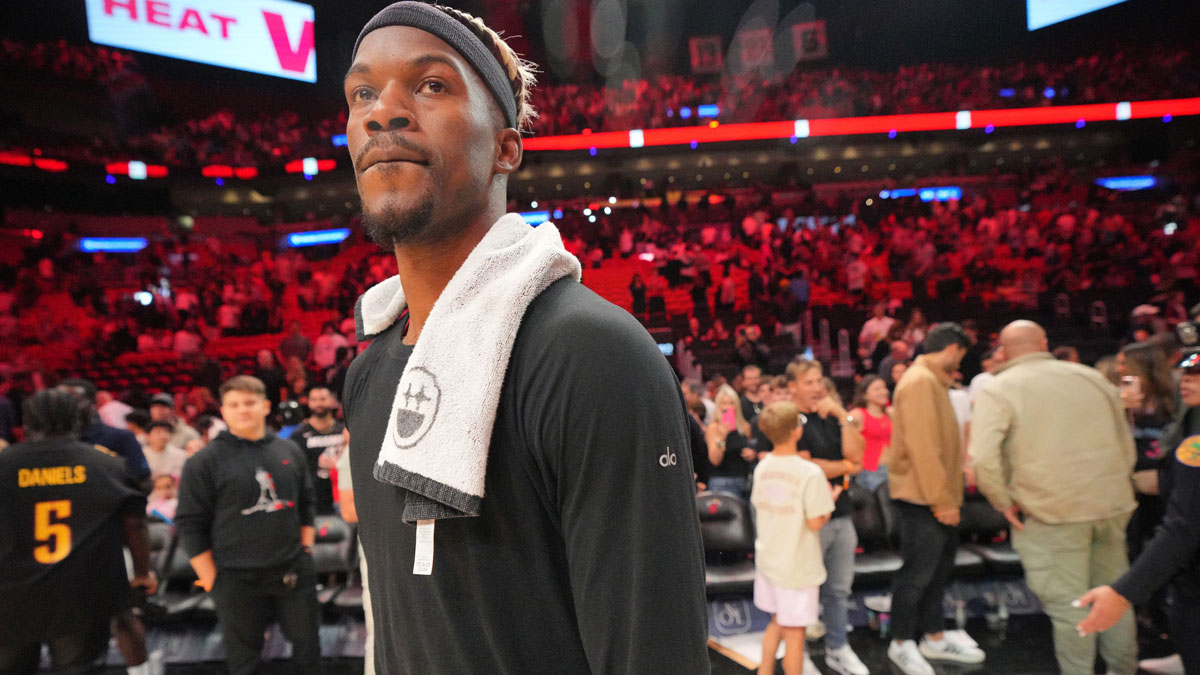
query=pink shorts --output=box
[753,573,820,628]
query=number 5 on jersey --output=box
[34,500,72,564]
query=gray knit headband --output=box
[352,2,518,129]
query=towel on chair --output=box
[353,213,582,522]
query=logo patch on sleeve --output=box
[1176,436,1200,468]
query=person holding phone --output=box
[706,384,756,498]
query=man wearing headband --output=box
[1077,349,1200,673]
[340,3,709,672]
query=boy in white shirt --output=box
[752,401,841,675]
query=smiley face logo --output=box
[391,367,441,448]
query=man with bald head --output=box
[969,320,1137,675]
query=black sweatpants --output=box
[210,555,322,675]
[0,620,110,675]
[890,499,958,641]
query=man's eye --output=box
[419,80,446,94]
[351,87,376,103]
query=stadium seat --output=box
[959,493,1024,575]
[874,482,985,578]
[696,490,756,598]
[848,484,903,587]
[146,519,173,574]
[312,515,357,607]
[144,527,215,625]
[330,568,366,616]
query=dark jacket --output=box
[1113,406,1200,603]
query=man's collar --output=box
[914,354,953,386]
[996,351,1053,374]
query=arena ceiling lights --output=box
[521,97,1200,153]
[286,228,349,247]
[106,161,168,179]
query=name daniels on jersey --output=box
[18,465,87,488]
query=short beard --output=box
[362,191,437,251]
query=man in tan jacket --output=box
[969,320,1137,675]
[887,323,985,675]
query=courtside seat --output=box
[143,529,216,625]
[959,494,1024,575]
[848,484,903,587]
[873,482,985,577]
[313,515,357,606]
[696,491,756,598]
[146,519,173,574]
[331,564,365,616]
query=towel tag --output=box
[413,519,435,575]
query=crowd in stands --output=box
[1,156,1197,414]
[0,37,139,81]
[530,45,1200,135]
[3,38,1197,167]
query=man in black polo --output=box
[292,385,347,515]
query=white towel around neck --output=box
[353,213,582,522]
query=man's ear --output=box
[494,128,522,175]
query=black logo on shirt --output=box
[392,367,441,449]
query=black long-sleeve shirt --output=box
[1113,407,1200,603]
[176,430,314,570]
[345,277,710,674]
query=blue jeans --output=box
[855,467,889,492]
[708,475,748,500]
[820,515,857,649]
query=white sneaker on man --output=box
[1138,654,1185,675]
[888,640,935,675]
[942,629,979,649]
[920,633,986,664]
[825,644,870,675]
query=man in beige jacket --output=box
[887,323,985,675]
[969,320,1137,675]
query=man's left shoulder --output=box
[518,279,660,362]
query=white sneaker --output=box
[888,640,935,675]
[803,652,821,675]
[943,629,979,649]
[920,634,986,664]
[863,594,892,613]
[825,644,869,675]
[1138,654,1185,675]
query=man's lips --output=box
[359,146,429,172]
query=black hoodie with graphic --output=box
[177,430,314,570]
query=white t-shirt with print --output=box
[751,454,835,589]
